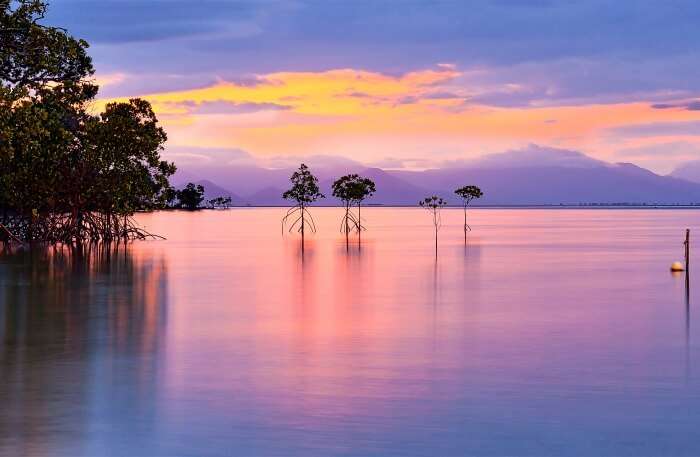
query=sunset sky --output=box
[52,0,700,173]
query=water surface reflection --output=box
[1,209,700,456]
[0,244,168,457]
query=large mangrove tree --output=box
[0,0,175,243]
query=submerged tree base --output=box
[0,240,149,276]
[1,212,164,244]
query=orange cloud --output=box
[95,67,700,169]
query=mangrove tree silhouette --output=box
[176,183,205,210]
[0,0,175,243]
[454,185,483,241]
[331,174,376,248]
[419,195,447,256]
[282,164,324,251]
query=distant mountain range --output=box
[172,147,700,206]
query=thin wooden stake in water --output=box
[685,229,690,273]
[685,229,690,306]
[684,229,691,382]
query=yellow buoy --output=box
[671,261,685,272]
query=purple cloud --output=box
[191,101,292,114]
[606,121,700,138]
[651,100,700,111]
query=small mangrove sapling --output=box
[208,196,232,209]
[454,185,483,241]
[282,164,324,249]
[419,196,447,256]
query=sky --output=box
[49,0,700,173]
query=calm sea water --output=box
[1,208,699,456]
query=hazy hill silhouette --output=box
[245,187,287,206]
[174,147,700,205]
[194,180,243,205]
[392,163,700,205]
[320,168,427,205]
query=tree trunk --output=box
[686,229,691,306]
[77,209,83,242]
[463,205,467,243]
[345,203,350,250]
[106,211,111,240]
[434,209,438,257]
[300,203,305,252]
[685,229,690,272]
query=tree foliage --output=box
[282,163,324,204]
[454,186,483,205]
[0,0,93,95]
[0,0,175,243]
[331,174,376,205]
[176,183,205,210]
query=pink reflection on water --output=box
[4,209,693,454]
[129,209,700,447]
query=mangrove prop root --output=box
[0,211,164,244]
[282,205,318,235]
[338,207,365,234]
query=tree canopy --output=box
[0,0,93,94]
[0,0,175,243]
[454,185,483,205]
[331,174,376,205]
[419,195,447,209]
[282,163,324,204]
[177,183,205,210]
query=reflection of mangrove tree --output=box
[1,1,175,243]
[0,243,169,330]
[0,243,169,455]
[282,164,324,250]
